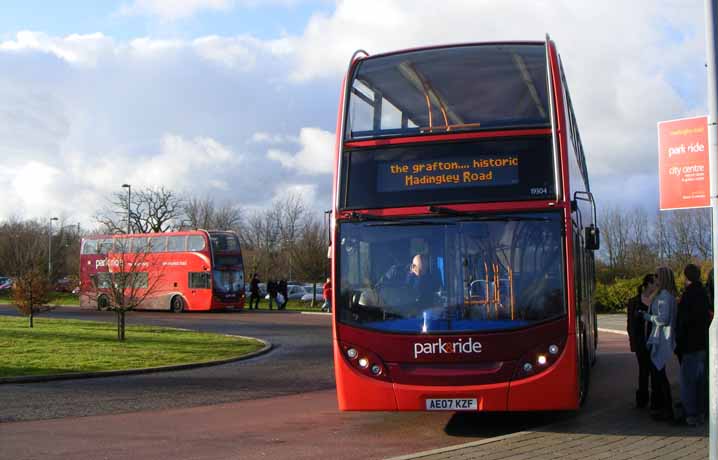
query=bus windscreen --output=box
[337,212,566,334]
[341,136,555,209]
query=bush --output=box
[595,277,641,313]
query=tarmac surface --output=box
[0,310,710,459]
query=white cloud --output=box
[266,127,335,175]
[192,36,258,70]
[0,31,113,66]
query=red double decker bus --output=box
[79,230,246,312]
[331,37,599,412]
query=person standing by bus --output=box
[642,266,678,421]
[675,264,710,426]
[627,273,658,409]
[322,278,332,313]
[249,273,261,310]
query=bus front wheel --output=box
[97,296,109,311]
[171,296,185,313]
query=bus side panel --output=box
[394,382,508,411]
[507,335,579,411]
[334,341,398,411]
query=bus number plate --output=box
[425,398,477,411]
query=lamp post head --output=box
[50,217,59,222]
[122,184,130,188]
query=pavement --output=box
[388,315,710,460]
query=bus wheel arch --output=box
[97,295,109,311]
[170,295,186,313]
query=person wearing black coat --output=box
[675,264,711,426]
[249,273,261,310]
[267,280,278,310]
[278,280,288,310]
[626,273,658,409]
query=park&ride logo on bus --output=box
[413,337,483,359]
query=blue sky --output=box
[0,1,329,40]
[0,0,709,227]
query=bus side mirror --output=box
[585,225,600,251]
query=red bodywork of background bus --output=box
[330,40,593,412]
[79,230,245,312]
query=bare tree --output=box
[291,218,329,306]
[11,269,54,328]
[183,196,242,230]
[599,205,632,277]
[96,186,183,234]
[87,239,165,340]
[0,218,47,277]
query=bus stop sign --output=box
[658,116,710,210]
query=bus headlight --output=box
[339,342,390,382]
[513,337,566,379]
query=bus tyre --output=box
[97,296,109,311]
[171,296,185,313]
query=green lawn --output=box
[0,316,264,378]
[0,291,80,306]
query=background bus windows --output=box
[98,239,113,255]
[148,236,167,253]
[91,273,112,289]
[167,236,186,252]
[189,272,211,289]
[210,233,240,251]
[187,235,206,252]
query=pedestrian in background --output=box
[627,273,658,409]
[267,279,277,310]
[643,266,678,421]
[675,264,710,426]
[278,279,288,310]
[321,277,332,313]
[249,273,261,310]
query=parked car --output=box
[0,276,12,292]
[301,291,324,302]
[286,284,308,300]
[54,276,79,293]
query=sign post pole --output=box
[705,1,718,458]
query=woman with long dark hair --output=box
[642,266,678,421]
[627,273,658,409]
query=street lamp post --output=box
[122,184,131,235]
[48,217,58,277]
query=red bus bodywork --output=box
[79,230,245,312]
[331,39,598,412]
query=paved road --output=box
[1,311,668,459]
[0,306,336,422]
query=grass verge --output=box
[0,316,264,378]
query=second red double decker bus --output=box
[79,230,246,312]
[331,37,599,412]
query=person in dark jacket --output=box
[249,273,261,310]
[627,273,658,409]
[675,264,710,426]
[278,279,288,310]
[267,280,277,310]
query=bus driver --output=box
[406,254,439,305]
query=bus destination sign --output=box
[377,155,520,192]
